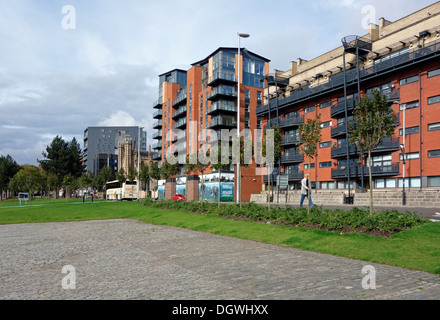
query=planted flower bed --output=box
[142,199,430,237]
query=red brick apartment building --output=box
[152,48,270,201]
[258,2,440,196]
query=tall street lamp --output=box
[137,126,144,201]
[237,32,249,206]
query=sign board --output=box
[18,192,29,205]
[277,175,289,190]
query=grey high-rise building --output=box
[83,126,147,174]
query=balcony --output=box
[330,121,354,138]
[342,35,372,55]
[153,120,162,129]
[172,106,187,119]
[281,135,301,146]
[207,87,237,101]
[153,109,162,119]
[331,143,358,159]
[371,138,400,154]
[153,99,162,109]
[172,91,187,108]
[208,72,237,87]
[208,117,237,129]
[207,101,237,115]
[331,97,357,118]
[152,142,162,150]
[263,171,304,183]
[331,164,399,179]
[280,153,304,164]
[152,130,162,140]
[172,118,187,129]
[279,116,304,128]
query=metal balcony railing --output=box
[281,153,304,163]
[257,40,440,115]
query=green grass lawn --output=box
[1,200,439,274]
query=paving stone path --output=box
[0,219,438,300]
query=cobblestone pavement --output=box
[0,219,439,300]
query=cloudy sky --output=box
[0,0,437,166]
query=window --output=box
[428,150,440,158]
[286,110,300,118]
[320,101,333,109]
[428,68,440,78]
[257,91,262,106]
[398,177,421,188]
[319,141,332,148]
[375,178,396,189]
[369,154,392,167]
[428,176,440,187]
[304,106,315,114]
[399,101,419,111]
[428,95,440,105]
[321,181,336,189]
[399,126,419,135]
[399,153,419,161]
[428,122,440,131]
[304,163,315,169]
[366,82,392,98]
[399,75,418,86]
[320,121,332,128]
[319,161,332,168]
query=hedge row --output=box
[142,199,430,234]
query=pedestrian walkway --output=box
[0,219,438,300]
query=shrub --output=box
[141,199,430,235]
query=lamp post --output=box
[237,32,249,206]
[400,103,406,206]
[137,126,144,201]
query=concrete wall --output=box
[251,190,440,208]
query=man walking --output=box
[300,173,314,208]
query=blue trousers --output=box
[300,193,314,208]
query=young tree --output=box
[299,115,322,215]
[127,165,137,200]
[349,90,397,215]
[140,163,150,197]
[262,126,282,207]
[98,166,113,200]
[149,162,161,196]
[62,173,75,201]
[45,171,59,202]
[210,141,230,207]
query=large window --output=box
[366,82,393,98]
[242,57,265,88]
[369,154,392,167]
[428,176,440,187]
